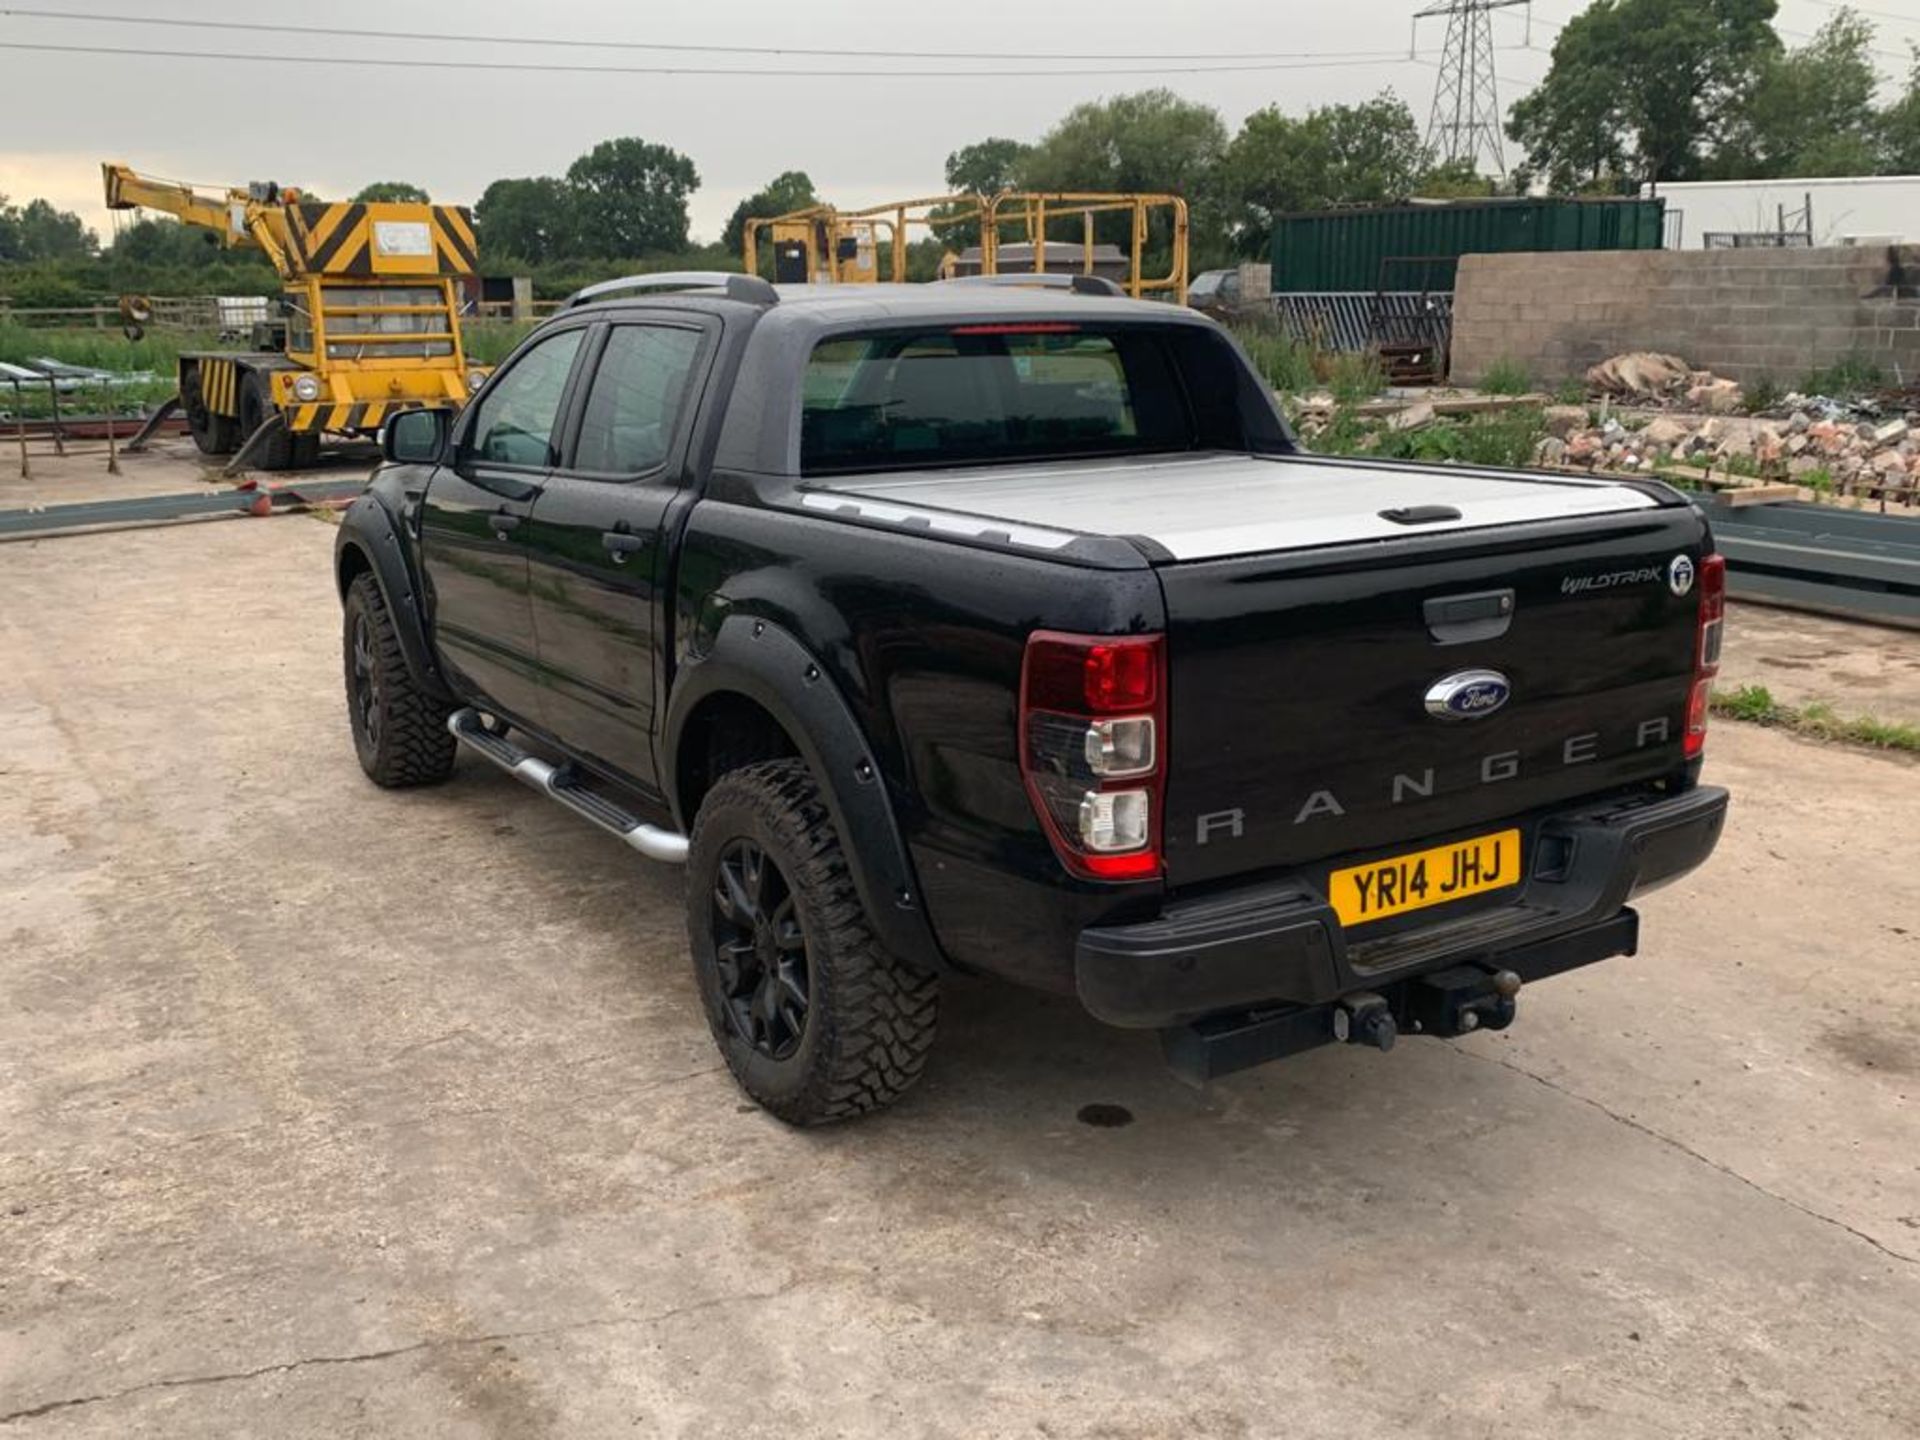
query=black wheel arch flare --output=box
[664,613,949,975]
[333,491,455,704]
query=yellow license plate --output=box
[1328,829,1522,928]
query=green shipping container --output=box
[1269,197,1666,294]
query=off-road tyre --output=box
[343,571,457,788]
[687,759,939,1125]
[240,370,296,471]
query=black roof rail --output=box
[565,272,779,309]
[939,273,1126,297]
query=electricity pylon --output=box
[1416,0,1529,176]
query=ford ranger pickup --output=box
[334,272,1729,1125]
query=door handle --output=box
[602,531,645,564]
[489,511,522,537]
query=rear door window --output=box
[800,325,1197,474]
[572,323,704,475]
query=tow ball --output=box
[1406,966,1523,1039]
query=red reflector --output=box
[1025,633,1161,713]
[1081,849,1162,881]
[1686,554,1725,760]
[1685,677,1713,758]
[949,322,1081,335]
[1699,552,1727,623]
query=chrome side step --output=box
[446,708,690,864]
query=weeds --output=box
[1315,407,1545,470]
[1324,350,1384,403]
[1800,351,1884,398]
[1235,329,1318,394]
[1554,378,1587,405]
[1711,683,1920,752]
[1478,357,1533,396]
[1743,375,1782,413]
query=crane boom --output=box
[103,162,298,276]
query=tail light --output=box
[1020,630,1166,881]
[1685,553,1726,759]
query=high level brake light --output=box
[1685,552,1727,759]
[1019,631,1166,881]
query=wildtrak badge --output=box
[1561,565,1664,595]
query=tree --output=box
[1225,91,1430,255]
[353,181,431,203]
[1020,90,1231,252]
[1413,157,1504,199]
[564,137,699,256]
[1878,53,1920,173]
[944,138,1031,195]
[0,194,95,261]
[722,169,817,255]
[1508,0,1781,187]
[931,138,1034,248]
[1715,11,1878,178]
[474,176,577,264]
[109,216,222,266]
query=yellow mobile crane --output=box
[103,162,488,469]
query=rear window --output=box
[800,324,1205,475]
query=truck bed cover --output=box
[804,453,1660,562]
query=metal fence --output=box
[1271,291,1454,355]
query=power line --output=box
[0,37,1449,76]
[0,6,1448,64]
[1802,0,1920,28]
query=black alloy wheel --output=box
[709,839,811,1060]
[349,610,384,749]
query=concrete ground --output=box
[1722,601,1920,726]
[2,468,1918,1437]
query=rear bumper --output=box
[1075,784,1728,1029]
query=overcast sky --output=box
[0,0,1899,247]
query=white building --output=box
[1643,175,1920,248]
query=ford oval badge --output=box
[1425,669,1511,721]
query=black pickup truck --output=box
[334,272,1728,1125]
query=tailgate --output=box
[1159,506,1710,888]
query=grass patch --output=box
[1711,683,1920,752]
[1553,378,1587,405]
[1478,357,1533,396]
[461,321,537,366]
[0,377,174,419]
[0,321,212,372]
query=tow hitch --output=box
[1160,965,1526,1086]
[1404,966,1522,1038]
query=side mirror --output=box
[381,406,452,466]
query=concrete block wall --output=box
[1450,246,1920,387]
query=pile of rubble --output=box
[1537,406,1919,493]
[1585,352,1744,414]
